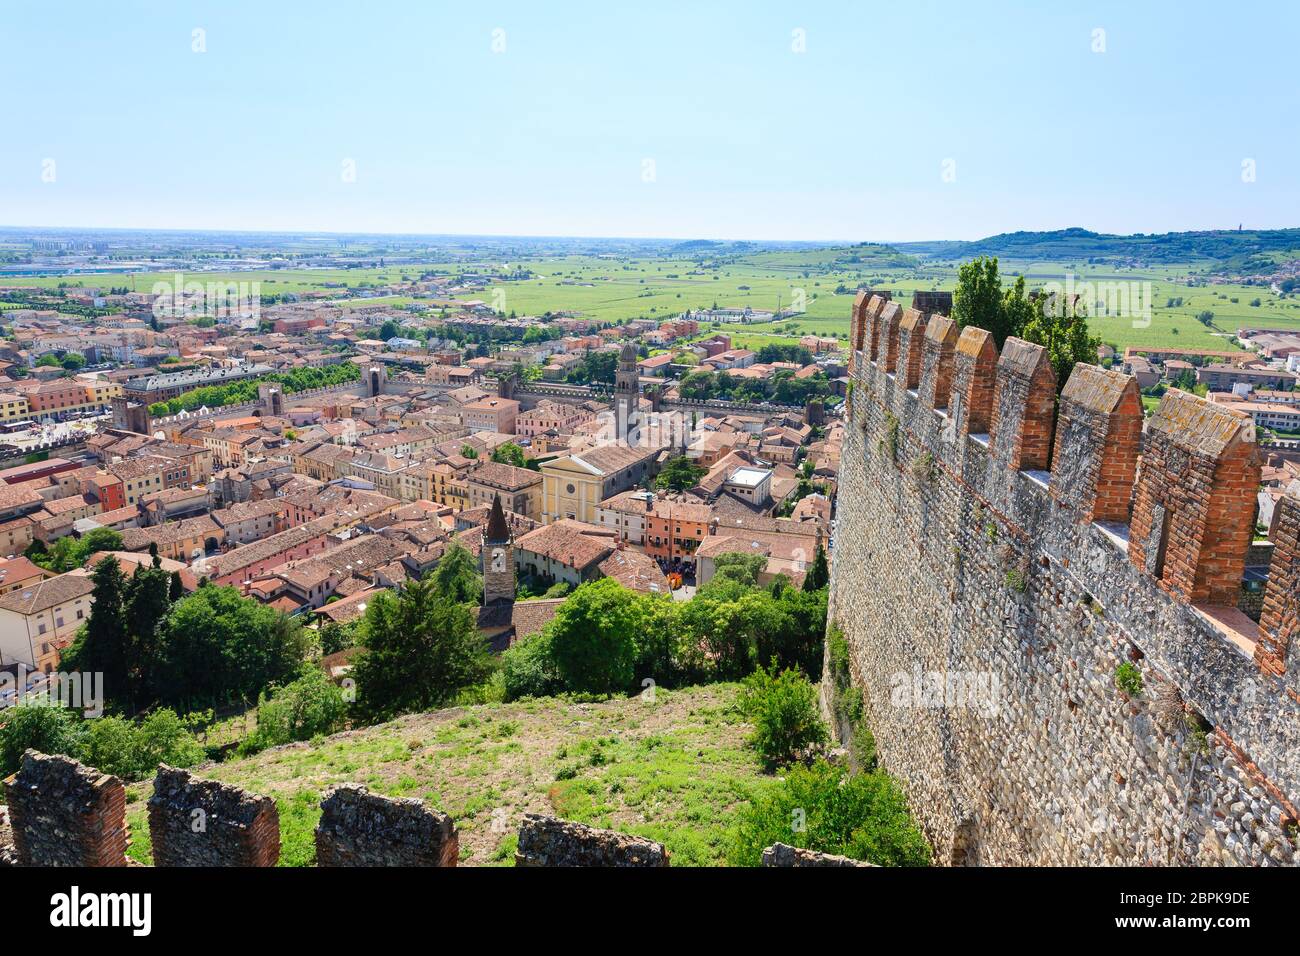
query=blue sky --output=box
[1,0,1296,242]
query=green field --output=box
[122,683,771,867]
[8,250,1300,354]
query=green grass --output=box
[10,252,1299,355]
[122,683,774,867]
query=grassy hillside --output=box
[123,683,769,867]
[909,226,1300,266]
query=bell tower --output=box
[481,494,516,606]
[614,341,639,444]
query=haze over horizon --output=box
[2,0,1296,242]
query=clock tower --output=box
[614,340,639,444]
[481,494,516,606]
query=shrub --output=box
[738,664,828,771]
[910,451,935,484]
[827,625,851,687]
[501,631,565,700]
[1114,661,1143,697]
[0,702,85,778]
[879,413,900,461]
[250,667,348,750]
[547,579,640,694]
[727,760,931,866]
[82,709,204,780]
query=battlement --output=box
[833,302,1300,865]
[0,753,675,868]
[848,314,1289,676]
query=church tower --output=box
[614,341,639,444]
[481,494,516,606]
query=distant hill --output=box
[730,242,918,272]
[896,227,1300,271]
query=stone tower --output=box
[614,341,639,444]
[481,494,516,606]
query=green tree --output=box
[0,703,85,777]
[154,585,308,710]
[430,541,482,604]
[802,543,829,591]
[1019,295,1102,393]
[709,552,767,588]
[351,578,492,723]
[951,256,1018,348]
[124,561,174,705]
[655,455,707,493]
[61,557,133,710]
[490,441,527,468]
[738,663,828,770]
[500,630,565,701]
[248,666,348,749]
[547,578,641,694]
[31,527,124,573]
[81,709,203,781]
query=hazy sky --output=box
[2,0,1296,242]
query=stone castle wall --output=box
[315,783,458,867]
[827,293,1300,866]
[148,765,281,867]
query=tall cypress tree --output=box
[62,557,132,711]
[126,562,174,707]
[803,543,830,592]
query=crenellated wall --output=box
[1,753,684,867]
[830,293,1300,866]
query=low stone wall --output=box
[761,843,874,867]
[4,755,686,868]
[147,766,280,867]
[2,750,128,866]
[315,784,458,867]
[515,813,670,867]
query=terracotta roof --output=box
[515,519,614,570]
[0,572,94,615]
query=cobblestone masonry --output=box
[515,813,670,866]
[830,320,1300,866]
[761,843,875,867]
[2,751,128,866]
[148,765,280,867]
[315,783,458,866]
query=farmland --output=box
[8,244,1300,355]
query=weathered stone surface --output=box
[315,783,458,866]
[1129,389,1260,604]
[831,343,1300,866]
[148,765,279,867]
[897,308,929,391]
[2,751,128,867]
[1051,363,1142,523]
[951,327,997,437]
[761,843,874,867]
[514,814,669,867]
[0,805,18,866]
[1257,493,1300,684]
[990,337,1056,472]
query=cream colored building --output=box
[0,571,95,673]
[540,444,661,525]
